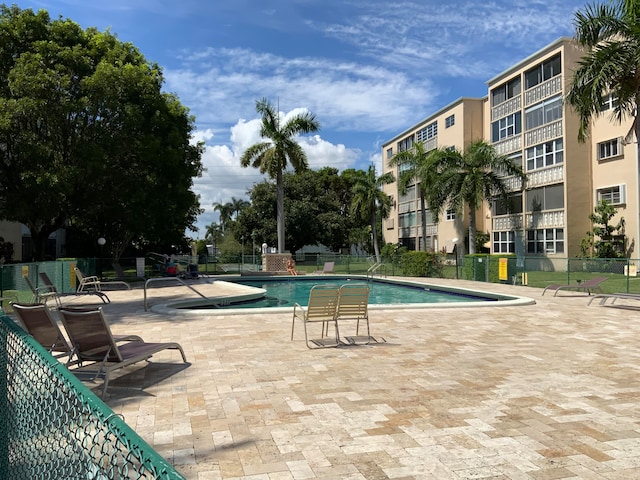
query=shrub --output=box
[400,251,443,277]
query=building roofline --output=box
[382,96,486,148]
[485,36,575,86]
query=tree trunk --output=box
[28,226,57,261]
[276,169,285,253]
[468,206,477,255]
[419,193,428,251]
[371,212,381,263]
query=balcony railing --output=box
[524,76,562,107]
[526,209,565,229]
[491,95,522,122]
[525,119,563,147]
[526,165,564,188]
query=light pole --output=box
[97,237,106,280]
[251,231,257,267]
[241,235,245,271]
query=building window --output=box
[398,212,416,228]
[596,185,626,205]
[601,93,618,111]
[491,77,521,106]
[445,114,455,128]
[398,185,415,203]
[397,135,414,153]
[446,209,456,221]
[526,139,563,171]
[524,53,561,90]
[598,138,622,160]
[525,95,562,130]
[493,231,515,253]
[527,228,564,254]
[386,148,393,159]
[491,112,522,142]
[416,121,437,142]
[526,184,564,212]
[493,193,523,216]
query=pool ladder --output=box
[367,262,385,279]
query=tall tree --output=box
[0,6,203,260]
[235,168,366,254]
[240,98,320,252]
[348,166,395,263]
[567,0,640,149]
[388,141,439,251]
[213,202,234,233]
[205,222,223,254]
[429,140,526,254]
[230,197,250,220]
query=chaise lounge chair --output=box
[12,302,143,364]
[39,271,110,304]
[291,284,340,349]
[313,261,335,274]
[74,267,131,293]
[542,276,608,297]
[23,275,61,308]
[59,306,187,398]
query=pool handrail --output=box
[144,276,210,311]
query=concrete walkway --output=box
[74,277,640,479]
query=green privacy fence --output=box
[0,314,185,479]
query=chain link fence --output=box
[0,314,184,479]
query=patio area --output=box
[65,277,640,479]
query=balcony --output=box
[526,209,564,229]
[491,96,521,122]
[493,214,523,231]
[493,135,523,156]
[526,165,564,188]
[525,119,563,147]
[524,76,562,107]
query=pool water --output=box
[218,277,497,309]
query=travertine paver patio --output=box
[69,277,640,479]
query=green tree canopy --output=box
[0,5,203,260]
[581,200,626,258]
[236,167,367,254]
[567,0,640,144]
[347,166,395,263]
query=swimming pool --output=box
[152,276,535,315]
[223,277,492,308]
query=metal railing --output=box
[143,276,210,311]
[0,314,185,479]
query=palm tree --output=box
[213,202,233,233]
[349,165,395,263]
[429,140,526,254]
[205,222,223,255]
[240,98,320,252]
[230,197,250,220]
[567,1,640,151]
[388,141,439,251]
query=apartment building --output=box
[382,37,636,259]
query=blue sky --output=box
[19,0,587,237]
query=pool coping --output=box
[150,275,536,316]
